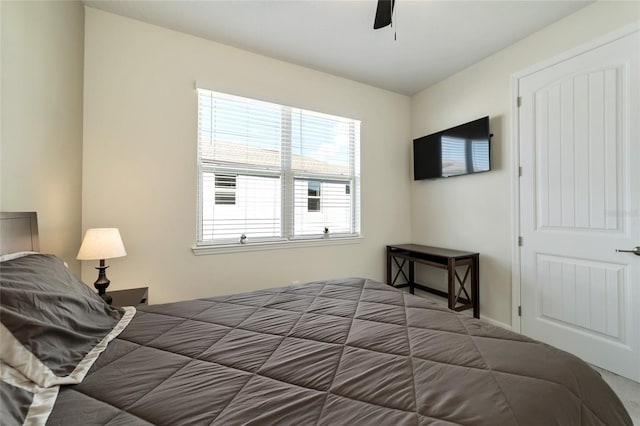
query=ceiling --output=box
[83,0,592,95]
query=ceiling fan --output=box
[373,0,396,29]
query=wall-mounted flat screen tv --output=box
[413,116,491,180]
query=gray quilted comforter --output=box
[46,278,631,425]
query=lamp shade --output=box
[77,228,127,260]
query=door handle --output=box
[616,246,640,256]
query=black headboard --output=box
[0,212,39,255]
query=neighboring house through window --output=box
[214,174,236,205]
[197,88,361,246]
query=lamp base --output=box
[94,260,113,305]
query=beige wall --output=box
[410,1,640,326]
[82,8,412,303]
[0,1,84,273]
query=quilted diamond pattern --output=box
[288,312,352,344]
[46,278,632,426]
[307,296,358,317]
[331,346,416,411]
[258,337,343,391]
[127,360,251,425]
[347,318,410,355]
[191,302,257,327]
[199,328,284,372]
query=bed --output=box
[0,212,632,425]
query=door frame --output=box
[510,21,640,334]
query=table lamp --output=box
[77,228,127,304]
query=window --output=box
[215,174,236,205]
[197,88,360,246]
[307,181,321,212]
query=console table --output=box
[386,244,480,318]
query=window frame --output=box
[195,88,361,253]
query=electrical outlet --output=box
[292,280,300,285]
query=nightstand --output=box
[108,287,148,307]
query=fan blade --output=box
[373,0,395,29]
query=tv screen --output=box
[413,116,491,180]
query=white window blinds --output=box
[197,88,360,246]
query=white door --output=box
[518,28,640,381]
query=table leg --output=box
[472,254,480,318]
[447,258,455,311]
[409,261,415,294]
[386,247,391,285]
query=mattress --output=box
[46,278,630,425]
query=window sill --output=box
[192,235,363,255]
